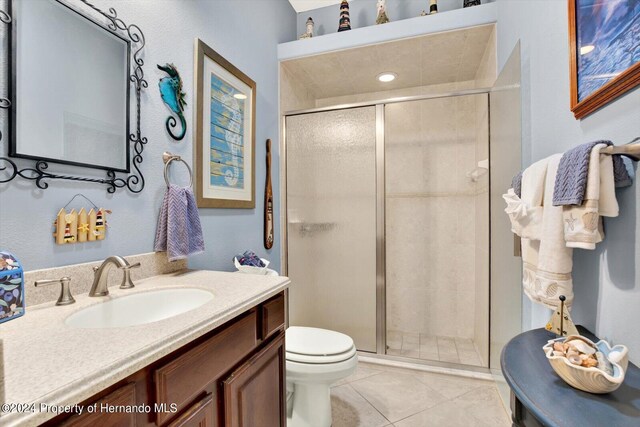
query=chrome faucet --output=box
[89,256,141,297]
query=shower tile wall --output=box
[385,94,488,365]
[280,64,316,112]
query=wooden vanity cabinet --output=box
[47,292,286,427]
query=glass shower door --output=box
[286,107,378,352]
[384,95,490,366]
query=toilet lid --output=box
[286,345,357,364]
[286,326,355,357]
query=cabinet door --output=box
[155,311,257,425]
[167,394,214,427]
[223,332,285,427]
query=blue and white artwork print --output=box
[576,0,640,101]
[209,74,246,189]
[197,42,254,208]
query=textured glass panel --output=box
[489,44,523,371]
[384,94,489,367]
[286,107,377,352]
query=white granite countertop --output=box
[0,269,290,426]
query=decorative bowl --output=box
[233,257,270,275]
[543,335,628,394]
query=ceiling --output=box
[288,0,343,13]
[281,25,495,99]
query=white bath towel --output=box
[598,152,620,217]
[503,157,548,239]
[521,154,575,308]
[563,144,619,249]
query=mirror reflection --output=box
[12,0,130,171]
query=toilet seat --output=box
[286,326,357,364]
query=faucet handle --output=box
[120,262,141,270]
[119,262,141,289]
[35,277,76,306]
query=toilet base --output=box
[287,381,332,427]
[286,354,358,427]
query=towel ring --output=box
[162,152,193,188]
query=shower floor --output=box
[386,331,484,367]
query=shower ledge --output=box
[277,3,497,61]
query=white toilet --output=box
[286,326,358,427]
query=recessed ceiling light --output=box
[580,45,595,55]
[377,72,397,83]
[233,93,248,100]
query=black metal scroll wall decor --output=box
[0,0,148,193]
[0,6,9,132]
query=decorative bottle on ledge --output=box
[338,0,351,32]
[429,0,438,14]
[464,0,481,7]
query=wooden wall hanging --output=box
[264,139,274,249]
[53,194,111,245]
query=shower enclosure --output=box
[284,91,491,368]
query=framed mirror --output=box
[0,0,147,192]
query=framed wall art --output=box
[194,38,256,208]
[568,0,640,119]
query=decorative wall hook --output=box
[158,63,187,141]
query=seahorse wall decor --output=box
[158,63,187,141]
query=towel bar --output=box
[163,152,193,188]
[601,137,640,161]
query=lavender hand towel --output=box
[154,184,205,261]
[552,140,631,206]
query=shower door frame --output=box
[282,87,492,371]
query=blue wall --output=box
[0,0,296,272]
[296,0,494,37]
[496,0,640,363]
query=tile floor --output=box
[386,331,485,366]
[330,362,510,426]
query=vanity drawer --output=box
[260,293,285,340]
[154,311,258,426]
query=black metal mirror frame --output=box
[0,0,148,193]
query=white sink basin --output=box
[65,288,213,329]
